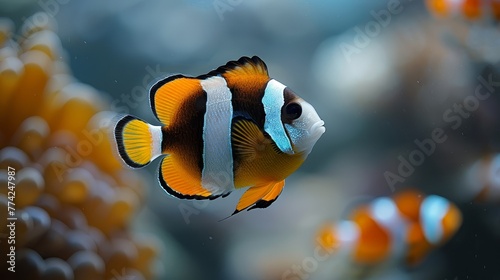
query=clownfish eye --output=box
[285,102,302,120]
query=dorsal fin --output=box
[149,75,203,126]
[201,56,269,79]
[149,57,268,126]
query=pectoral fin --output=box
[231,118,269,161]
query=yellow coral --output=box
[0,14,159,280]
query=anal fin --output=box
[229,180,285,217]
[159,156,225,200]
[249,180,285,210]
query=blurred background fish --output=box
[426,0,500,20]
[426,0,500,63]
[314,189,461,280]
[1,0,500,279]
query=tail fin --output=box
[114,115,162,168]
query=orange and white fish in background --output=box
[459,153,500,203]
[446,153,500,239]
[426,0,500,20]
[426,0,500,63]
[317,189,462,269]
[114,56,325,217]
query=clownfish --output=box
[426,0,500,63]
[426,0,500,20]
[114,56,325,217]
[317,189,462,266]
[461,153,500,203]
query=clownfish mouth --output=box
[310,120,326,136]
